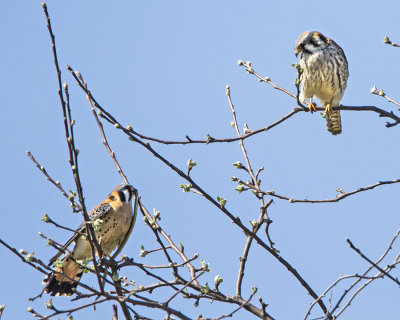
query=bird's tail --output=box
[326,109,342,135]
[42,257,84,296]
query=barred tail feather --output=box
[42,257,84,296]
[326,110,342,135]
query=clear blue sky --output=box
[2,1,400,319]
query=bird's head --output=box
[110,184,137,204]
[295,31,331,57]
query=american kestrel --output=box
[43,184,137,296]
[295,31,349,135]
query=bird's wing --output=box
[48,203,112,265]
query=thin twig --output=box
[303,274,376,320]
[213,289,258,320]
[164,270,206,305]
[329,225,400,315]
[370,86,400,110]
[384,36,400,47]
[26,151,81,211]
[346,238,400,285]
[333,260,400,319]
[39,298,108,320]
[138,202,199,285]
[68,70,331,319]
[41,2,104,294]
[113,305,118,320]
[262,178,400,203]
[119,253,199,270]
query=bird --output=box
[42,184,138,296]
[295,31,349,135]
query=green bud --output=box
[153,208,161,220]
[233,161,243,169]
[140,245,146,258]
[216,196,226,208]
[214,275,224,285]
[200,283,210,294]
[92,219,103,230]
[235,185,244,194]
[370,85,378,94]
[25,252,35,262]
[41,213,50,223]
[187,159,197,168]
[54,258,63,268]
[249,220,257,227]
[180,184,192,192]
[201,259,211,272]
[45,298,53,309]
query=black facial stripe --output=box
[118,190,126,203]
[318,33,327,43]
[310,37,319,47]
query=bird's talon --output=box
[308,102,317,113]
[324,104,333,115]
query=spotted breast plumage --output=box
[43,184,137,296]
[295,31,349,135]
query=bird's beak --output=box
[295,48,301,57]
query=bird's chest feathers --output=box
[301,50,336,102]
[303,51,331,82]
[95,205,132,254]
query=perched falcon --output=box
[43,184,137,296]
[295,31,349,135]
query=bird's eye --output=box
[108,194,116,201]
